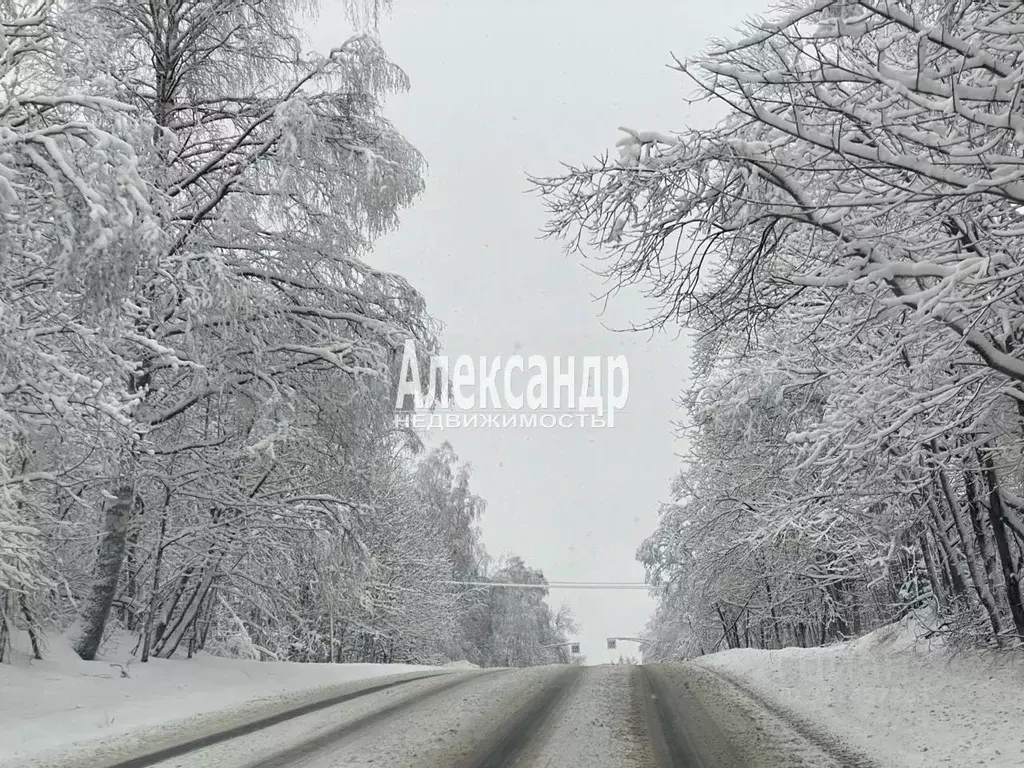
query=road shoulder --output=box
[7,669,469,768]
[643,663,877,768]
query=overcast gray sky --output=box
[308,0,770,664]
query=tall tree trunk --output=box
[979,450,1024,638]
[197,589,216,651]
[70,485,134,660]
[795,621,807,648]
[919,531,948,612]
[155,554,221,658]
[0,593,10,663]
[937,467,1004,638]
[849,581,863,635]
[19,594,42,660]
[714,604,732,650]
[153,567,195,650]
[141,514,167,663]
[119,494,144,631]
[764,575,782,648]
[964,466,1004,612]
[928,506,969,601]
[328,605,335,663]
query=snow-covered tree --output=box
[537,0,1024,650]
[4,0,577,668]
[1,0,158,657]
[474,556,577,667]
[40,0,437,660]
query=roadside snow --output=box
[0,630,447,767]
[696,612,1024,768]
[652,663,850,768]
[442,659,481,669]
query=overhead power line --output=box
[439,580,654,590]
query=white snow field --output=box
[696,611,1024,768]
[0,629,451,767]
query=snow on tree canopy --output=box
[535,0,1024,651]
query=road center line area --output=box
[41,664,884,768]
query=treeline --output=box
[536,0,1024,656]
[0,0,571,667]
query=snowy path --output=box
[7,663,885,768]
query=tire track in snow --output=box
[272,664,583,768]
[239,670,498,768]
[454,665,584,768]
[507,665,652,768]
[99,670,474,768]
[639,664,746,768]
[696,664,881,768]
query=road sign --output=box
[607,638,617,650]
[570,643,580,654]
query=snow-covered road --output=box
[14,663,879,768]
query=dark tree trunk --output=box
[71,486,134,660]
[119,494,144,631]
[714,604,733,649]
[141,514,167,663]
[796,621,807,648]
[0,593,10,662]
[19,594,42,660]
[197,589,216,651]
[763,575,782,648]
[979,451,1024,638]
[919,532,948,612]
[938,467,1003,638]
[964,467,1003,611]
[153,566,195,650]
[155,554,221,658]
[928,509,969,600]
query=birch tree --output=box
[6,0,575,667]
[46,0,435,659]
[1,0,158,654]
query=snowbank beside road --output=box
[0,631,448,766]
[443,659,481,669]
[696,613,1024,768]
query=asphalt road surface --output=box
[58,664,878,768]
